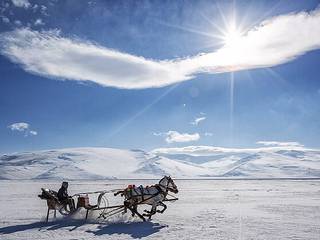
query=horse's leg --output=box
[156,201,167,213]
[143,204,157,220]
[46,208,50,222]
[143,198,157,214]
[143,205,152,214]
[131,204,137,217]
[125,201,134,217]
[149,204,157,220]
[132,200,140,217]
[123,200,129,214]
[127,205,146,222]
[123,205,127,214]
[125,200,139,218]
[143,204,153,214]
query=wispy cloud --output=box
[14,20,22,26]
[190,116,206,126]
[0,28,190,89]
[0,7,320,89]
[29,130,37,135]
[8,122,37,136]
[11,0,30,9]
[153,131,200,143]
[165,131,200,143]
[34,18,44,26]
[1,16,10,23]
[256,141,304,147]
[152,132,163,137]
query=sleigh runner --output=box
[38,176,178,222]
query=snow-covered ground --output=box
[0,180,319,240]
[1,146,320,179]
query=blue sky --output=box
[0,0,320,153]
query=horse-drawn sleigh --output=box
[38,176,178,222]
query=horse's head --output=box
[159,176,179,194]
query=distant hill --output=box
[0,146,319,179]
[153,146,320,178]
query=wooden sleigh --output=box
[38,188,100,222]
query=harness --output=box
[131,185,147,201]
[125,184,166,203]
[124,177,176,205]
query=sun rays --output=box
[222,27,243,47]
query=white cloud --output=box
[0,28,190,89]
[39,5,48,16]
[14,20,22,26]
[40,5,47,12]
[0,7,320,89]
[165,131,200,143]
[153,131,200,143]
[152,132,163,137]
[8,122,37,136]
[256,141,304,147]
[204,132,213,137]
[11,0,30,8]
[190,116,206,126]
[1,16,10,23]
[29,130,38,136]
[8,122,29,131]
[34,18,44,26]
[32,4,38,10]
[2,2,10,9]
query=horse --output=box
[38,188,73,222]
[114,176,178,221]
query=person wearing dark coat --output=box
[57,181,68,201]
[57,181,75,211]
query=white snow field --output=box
[1,146,320,179]
[0,180,319,240]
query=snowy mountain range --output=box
[0,146,320,180]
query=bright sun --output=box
[222,25,243,48]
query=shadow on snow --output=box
[86,221,167,238]
[0,219,167,239]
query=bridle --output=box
[158,177,177,194]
